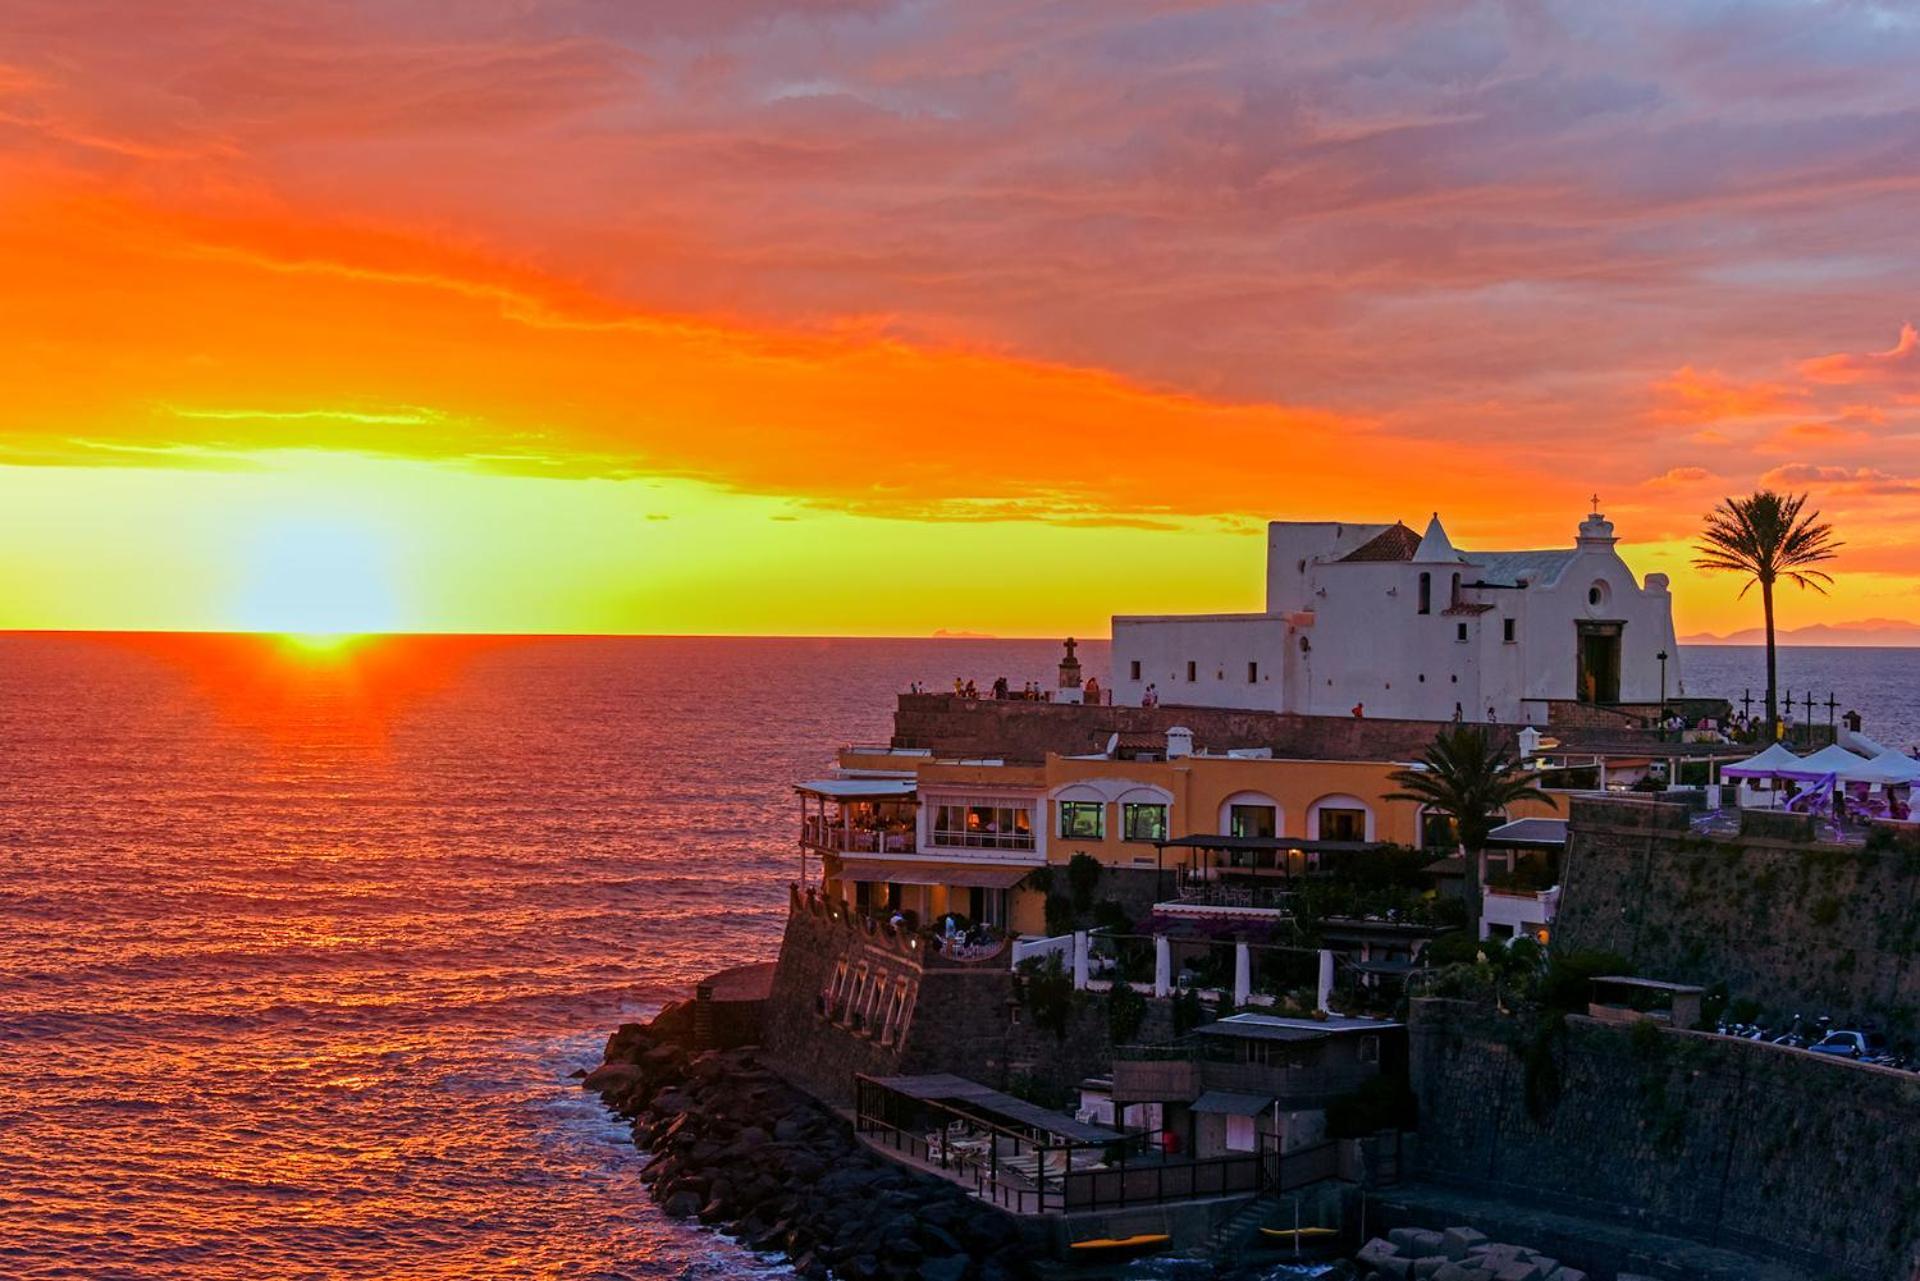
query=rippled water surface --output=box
[1,634,1910,1279]
[0,633,1078,1281]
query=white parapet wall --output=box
[1010,932,1074,969]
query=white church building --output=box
[1111,509,1681,724]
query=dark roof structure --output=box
[1339,523,1421,562]
[861,1073,1120,1143]
[1485,817,1570,848]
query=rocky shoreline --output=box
[581,1011,1043,1281]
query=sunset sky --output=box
[4,1,1920,637]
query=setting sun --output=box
[234,515,398,637]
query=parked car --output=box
[1806,1030,1887,1059]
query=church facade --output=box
[1110,510,1681,724]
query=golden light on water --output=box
[278,631,368,655]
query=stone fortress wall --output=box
[1552,796,1920,1031]
[891,692,1486,764]
[761,885,1164,1105]
[1407,999,1920,1281]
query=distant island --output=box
[1682,618,1920,647]
[929,629,997,639]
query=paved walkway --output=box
[1369,1181,1817,1281]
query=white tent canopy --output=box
[1721,742,1806,779]
[1861,750,1920,786]
[1786,744,1876,783]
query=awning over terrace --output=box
[864,1073,1120,1144]
[1485,818,1569,848]
[1191,1090,1272,1116]
[795,778,918,800]
[832,860,1031,890]
[1193,1012,1401,1043]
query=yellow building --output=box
[798,737,1559,941]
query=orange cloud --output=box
[1758,420,1874,453]
[1651,366,1803,425]
[0,175,1558,529]
[1644,465,1716,487]
[1799,324,1920,388]
[1758,464,1920,496]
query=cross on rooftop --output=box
[1590,493,1601,514]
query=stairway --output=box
[1205,1192,1282,1256]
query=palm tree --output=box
[1388,727,1556,935]
[1693,490,1841,729]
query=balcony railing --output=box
[1162,884,1296,912]
[926,828,1036,851]
[801,815,915,854]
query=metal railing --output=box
[926,828,1037,851]
[801,816,914,854]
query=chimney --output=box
[1166,726,1194,759]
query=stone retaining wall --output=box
[1407,999,1920,1281]
[892,693,1474,764]
[762,888,1171,1104]
[1553,796,1920,1030]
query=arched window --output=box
[1308,794,1375,842]
[1218,791,1282,840]
[1417,573,1431,614]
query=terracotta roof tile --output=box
[1339,523,1421,562]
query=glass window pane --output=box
[1229,804,1275,840]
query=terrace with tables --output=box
[853,1073,1273,1215]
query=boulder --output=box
[1545,1271,1589,1281]
[921,1257,967,1281]
[1411,1258,1449,1280]
[1442,1227,1488,1260]
[1358,1238,1403,1270]
[1433,1265,1491,1281]
[581,1062,641,1092]
[661,1190,701,1219]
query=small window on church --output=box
[1455,623,1468,642]
[1247,661,1258,683]
[1588,580,1611,607]
[1130,660,1142,681]
[1186,660,1197,682]
[1503,618,1516,643]
[1417,572,1431,614]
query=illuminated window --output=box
[1059,801,1106,839]
[1122,803,1168,842]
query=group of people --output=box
[1450,702,1499,724]
[914,675,1062,701]
[1657,710,1827,744]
